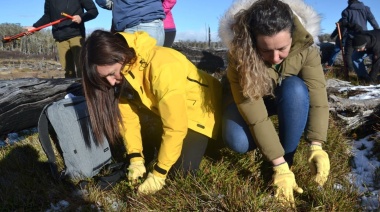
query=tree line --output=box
[0,23,56,57]
[0,23,334,59]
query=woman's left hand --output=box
[307,144,330,186]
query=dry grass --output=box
[0,113,361,211]
[0,56,367,211]
[0,58,64,79]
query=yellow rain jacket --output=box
[117,31,222,172]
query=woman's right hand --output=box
[23,26,36,35]
[272,162,303,207]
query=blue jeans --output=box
[124,19,165,46]
[328,37,346,66]
[222,76,309,165]
[352,51,370,79]
[328,42,342,66]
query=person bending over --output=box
[219,0,330,207]
[80,30,222,195]
[352,31,380,83]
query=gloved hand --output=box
[308,144,330,186]
[272,163,303,207]
[137,172,166,195]
[127,159,146,185]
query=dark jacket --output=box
[330,19,347,46]
[341,1,379,36]
[357,30,380,80]
[33,0,98,42]
[95,0,165,32]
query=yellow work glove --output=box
[137,172,166,195]
[272,162,303,207]
[307,144,330,186]
[127,159,146,185]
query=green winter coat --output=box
[117,31,222,172]
[227,16,329,161]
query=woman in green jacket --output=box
[80,30,221,195]
[219,0,330,206]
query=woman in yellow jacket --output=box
[80,30,221,195]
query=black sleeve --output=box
[365,6,380,30]
[330,28,338,39]
[80,0,99,22]
[33,0,52,27]
[340,21,363,33]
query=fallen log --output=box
[327,79,380,113]
[1,78,379,138]
[0,78,82,136]
[335,104,380,136]
[329,94,380,113]
[326,79,380,134]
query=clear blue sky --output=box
[1,0,380,42]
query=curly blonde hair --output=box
[229,0,294,100]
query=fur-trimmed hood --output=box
[218,0,321,49]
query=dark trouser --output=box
[142,126,208,176]
[172,129,209,174]
[163,30,176,47]
[344,36,354,71]
[56,36,84,78]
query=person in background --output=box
[340,0,379,79]
[351,31,380,84]
[95,0,166,46]
[219,0,330,207]
[162,0,177,47]
[25,0,98,78]
[325,19,347,71]
[80,30,222,195]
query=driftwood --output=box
[0,78,83,136]
[0,44,378,138]
[329,95,380,113]
[327,79,380,134]
[1,78,379,137]
[327,79,380,112]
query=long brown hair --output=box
[80,30,137,145]
[230,0,294,100]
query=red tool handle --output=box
[61,12,74,19]
[28,17,69,33]
[2,13,73,43]
[336,22,349,80]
